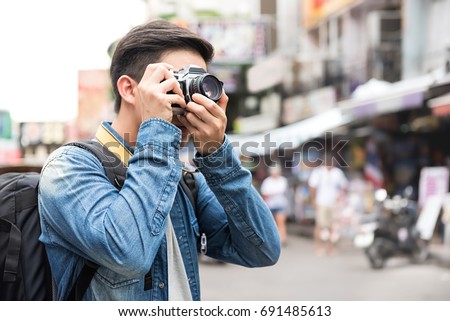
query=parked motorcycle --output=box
[353,187,429,269]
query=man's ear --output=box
[117,75,137,105]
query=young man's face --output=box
[159,50,208,146]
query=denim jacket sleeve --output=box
[193,136,281,267]
[38,119,183,278]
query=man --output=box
[38,20,280,301]
[308,153,348,256]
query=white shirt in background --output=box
[308,166,348,207]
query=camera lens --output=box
[191,74,223,102]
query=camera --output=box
[171,65,223,115]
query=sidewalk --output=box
[287,222,450,269]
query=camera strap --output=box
[94,123,198,203]
[95,122,133,167]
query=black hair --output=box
[110,20,214,113]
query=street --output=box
[199,229,450,300]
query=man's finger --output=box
[159,78,184,98]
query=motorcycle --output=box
[353,187,429,269]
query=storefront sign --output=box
[0,110,12,139]
[196,20,267,63]
[282,87,336,124]
[76,69,113,140]
[247,55,285,93]
[303,0,359,29]
[416,194,443,241]
[418,166,449,208]
[19,122,66,162]
[417,167,449,240]
[208,65,241,93]
[306,86,336,115]
[429,93,450,117]
[282,95,307,125]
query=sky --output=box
[0,0,146,122]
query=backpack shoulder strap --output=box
[66,260,99,301]
[68,141,198,208]
[1,219,21,283]
[63,140,127,300]
[65,140,127,189]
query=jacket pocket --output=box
[95,267,140,289]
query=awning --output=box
[228,108,347,156]
[339,75,433,122]
[228,75,435,156]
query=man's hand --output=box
[136,63,186,123]
[177,91,228,156]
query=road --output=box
[199,230,450,300]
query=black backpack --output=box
[0,140,198,300]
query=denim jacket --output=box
[38,119,280,300]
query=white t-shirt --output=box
[166,216,192,300]
[260,175,289,210]
[308,166,348,207]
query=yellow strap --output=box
[95,123,133,167]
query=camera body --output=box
[172,65,223,115]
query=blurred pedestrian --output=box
[308,154,348,256]
[261,165,289,246]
